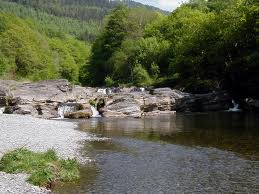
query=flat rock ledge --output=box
[0,114,95,193]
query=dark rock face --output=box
[173,91,231,112]
[242,98,259,112]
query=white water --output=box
[97,88,107,95]
[58,105,76,119]
[140,87,145,92]
[91,106,101,118]
[228,100,241,112]
[97,88,112,95]
[0,107,5,114]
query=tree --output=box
[85,6,130,86]
[132,64,152,86]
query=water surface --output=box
[55,112,259,193]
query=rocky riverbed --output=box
[0,114,94,194]
[2,79,255,119]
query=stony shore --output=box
[0,114,93,194]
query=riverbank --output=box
[0,79,237,120]
[0,114,92,193]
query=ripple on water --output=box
[56,137,258,194]
[55,113,259,194]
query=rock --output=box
[100,95,141,118]
[151,87,173,95]
[101,110,127,118]
[0,79,240,118]
[133,89,188,113]
[130,87,145,93]
[173,91,231,112]
[151,88,189,98]
[0,85,9,106]
[0,80,95,118]
[3,106,19,114]
[142,110,176,117]
[141,96,172,112]
[13,105,32,115]
[243,98,259,112]
[110,87,122,93]
[64,109,92,119]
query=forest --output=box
[0,0,258,98]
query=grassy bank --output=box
[0,149,80,189]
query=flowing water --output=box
[0,107,5,114]
[55,112,259,193]
[228,100,241,112]
[91,106,101,118]
[58,103,78,119]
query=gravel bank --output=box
[0,114,93,194]
[0,172,50,194]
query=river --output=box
[55,112,259,193]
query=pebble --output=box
[0,114,93,193]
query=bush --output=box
[132,64,153,86]
[105,76,116,87]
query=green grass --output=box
[0,149,80,188]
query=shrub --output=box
[132,64,153,86]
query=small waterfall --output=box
[58,103,77,119]
[140,87,145,92]
[97,88,107,95]
[228,100,241,112]
[91,106,101,118]
[97,88,112,95]
[0,107,5,114]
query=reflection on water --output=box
[55,112,259,194]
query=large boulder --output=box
[138,89,189,113]
[173,91,231,112]
[0,79,94,118]
[242,98,259,112]
[100,95,141,118]
[64,109,92,119]
[141,95,172,112]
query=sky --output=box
[133,0,189,11]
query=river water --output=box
[55,112,259,193]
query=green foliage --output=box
[0,149,80,187]
[85,6,161,86]
[85,6,131,86]
[1,0,257,98]
[0,0,101,41]
[0,13,90,83]
[105,76,116,87]
[3,0,164,22]
[86,0,258,98]
[150,63,160,80]
[132,64,152,86]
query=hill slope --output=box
[2,0,165,22]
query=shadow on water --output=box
[81,112,259,160]
[54,112,259,193]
